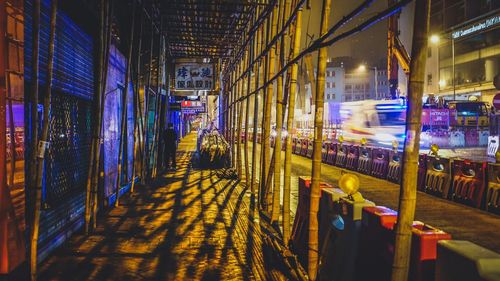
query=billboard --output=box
[175,63,214,90]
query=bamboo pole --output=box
[391,1,430,280]
[92,0,113,229]
[130,4,143,194]
[142,19,154,182]
[261,5,277,211]
[250,22,262,198]
[244,28,253,188]
[283,3,302,245]
[236,53,245,178]
[30,1,56,280]
[114,0,136,206]
[271,0,290,223]
[308,0,331,278]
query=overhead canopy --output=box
[158,0,270,59]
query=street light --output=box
[430,34,456,100]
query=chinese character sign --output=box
[175,63,214,90]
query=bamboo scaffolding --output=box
[308,0,331,279]
[114,0,136,206]
[250,22,262,198]
[222,0,410,112]
[142,18,154,182]
[30,1,56,280]
[243,14,254,189]
[391,1,430,280]
[236,52,245,178]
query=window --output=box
[332,82,336,88]
[427,74,433,85]
[345,85,352,90]
[332,94,336,99]
[327,94,331,99]
[326,82,330,88]
[332,71,335,77]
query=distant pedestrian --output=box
[164,123,178,171]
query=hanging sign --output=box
[175,63,214,90]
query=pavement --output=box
[246,142,500,253]
[37,133,293,281]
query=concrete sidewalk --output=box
[38,133,292,281]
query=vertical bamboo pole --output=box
[271,0,289,223]
[283,3,302,244]
[114,0,136,206]
[244,16,255,188]
[92,0,113,229]
[130,5,143,194]
[261,5,278,211]
[391,1,430,280]
[142,19,154,182]
[258,17,269,206]
[30,1,56,280]
[308,0,331,278]
[236,53,245,178]
[229,74,234,167]
[251,22,262,198]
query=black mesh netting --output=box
[45,92,92,206]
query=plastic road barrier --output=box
[487,163,500,215]
[345,145,360,171]
[451,159,487,209]
[410,224,452,281]
[306,139,314,158]
[450,130,466,147]
[425,156,452,199]
[326,142,338,165]
[335,144,348,168]
[357,146,373,175]
[435,240,500,281]
[387,150,403,183]
[417,154,428,191]
[371,148,390,179]
[293,137,301,155]
[291,177,333,270]
[356,206,398,281]
[487,136,499,158]
[322,142,331,163]
[479,130,489,146]
[465,129,479,147]
[300,139,308,157]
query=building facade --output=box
[425,0,500,102]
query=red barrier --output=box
[335,144,348,168]
[425,156,452,198]
[417,154,427,191]
[345,145,360,171]
[371,148,390,179]
[487,163,500,214]
[387,150,403,183]
[410,224,452,281]
[326,142,338,165]
[356,206,398,281]
[451,159,487,209]
[357,146,373,175]
[290,177,333,269]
